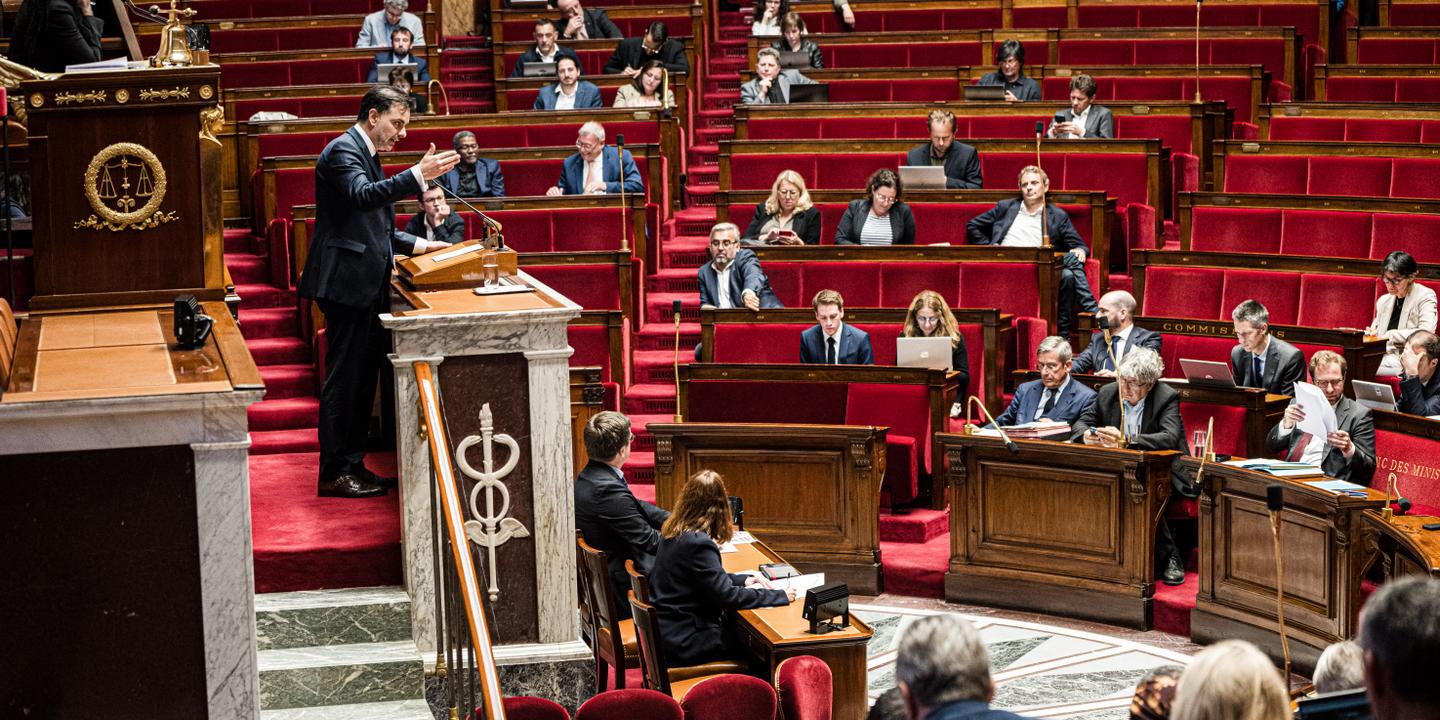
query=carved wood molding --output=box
[1125,465,1145,505]
[654,436,673,475]
[850,441,872,469]
[946,447,967,487]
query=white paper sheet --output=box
[1292,381,1338,438]
[768,573,827,597]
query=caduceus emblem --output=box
[455,403,530,603]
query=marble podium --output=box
[383,272,592,703]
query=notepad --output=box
[1304,479,1368,494]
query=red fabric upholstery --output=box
[960,263,1040,319]
[1309,157,1393,198]
[1269,117,1348,141]
[1373,217,1440,263]
[500,14,690,41]
[1180,403,1243,457]
[1392,158,1440,199]
[1190,207,1282,254]
[1142,267,1225,319]
[575,689,682,720]
[775,656,833,720]
[819,42,984,69]
[501,696,571,720]
[713,324,803,363]
[1011,5,1066,26]
[1223,156,1309,194]
[1160,335,1236,377]
[688,380,850,425]
[522,265,621,311]
[267,218,292,288]
[1280,210,1372,258]
[1221,270,1301,325]
[1299,275,1378,329]
[761,263,805,308]
[1357,38,1440,64]
[845,381,933,478]
[877,262,960,307]
[1374,429,1440,512]
[1389,4,1440,24]
[253,123,658,170]
[569,326,616,383]
[679,674,778,720]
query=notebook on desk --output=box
[898,165,947,190]
[897,336,952,370]
[963,84,1005,100]
[519,61,557,77]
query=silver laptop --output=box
[520,60,557,77]
[897,336,953,370]
[376,62,419,82]
[1180,358,1237,387]
[1353,379,1398,412]
[963,84,1006,101]
[899,165,947,190]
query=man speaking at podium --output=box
[299,87,460,499]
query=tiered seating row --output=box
[1179,192,1440,262]
[1217,140,1440,200]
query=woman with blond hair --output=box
[649,470,794,665]
[1171,640,1289,720]
[741,169,820,245]
[902,290,969,393]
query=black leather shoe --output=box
[354,467,398,489]
[1162,554,1186,586]
[318,473,387,498]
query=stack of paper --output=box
[1222,458,1327,478]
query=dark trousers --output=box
[1058,253,1100,336]
[316,296,388,483]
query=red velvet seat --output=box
[1357,38,1440,64]
[575,689,683,720]
[1298,275,1378,329]
[774,656,832,720]
[524,265,623,311]
[1189,207,1282,254]
[1372,215,1440,263]
[1141,267,1225,319]
[1280,209,1373,259]
[500,696,572,720]
[688,380,850,425]
[1160,335,1236,378]
[1223,156,1309,194]
[678,674,778,720]
[713,324,804,364]
[846,383,930,504]
[1220,270,1301,325]
[1180,403,1244,457]
[1309,157,1394,198]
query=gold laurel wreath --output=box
[75,142,174,231]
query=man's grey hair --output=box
[451,130,476,151]
[1312,640,1365,695]
[1117,347,1164,386]
[1036,335,1073,363]
[383,0,407,10]
[710,223,740,241]
[1100,290,1137,315]
[895,615,991,709]
[579,121,606,143]
[1359,576,1440,709]
[1231,299,1269,327]
[757,47,781,64]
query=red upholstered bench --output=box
[1326,77,1440,102]
[1041,75,1274,125]
[1386,3,1440,24]
[1076,3,1322,50]
[796,6,1002,32]
[819,41,988,69]
[1270,117,1440,144]
[1188,205,1440,264]
[569,317,626,409]
[1142,265,1379,331]
[498,14,692,43]
[1222,155,1440,200]
[1357,38,1440,64]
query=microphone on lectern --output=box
[1267,482,1292,682]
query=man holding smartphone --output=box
[1048,74,1114,139]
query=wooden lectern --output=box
[21,66,225,311]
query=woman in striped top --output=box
[835,168,916,246]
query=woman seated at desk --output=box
[769,13,823,68]
[836,169,916,246]
[902,290,970,393]
[742,170,820,245]
[651,470,794,666]
[613,59,675,109]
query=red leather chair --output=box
[774,655,833,720]
[498,696,571,720]
[574,689,683,720]
[679,674,779,720]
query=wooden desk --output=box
[940,432,1181,629]
[1364,512,1440,580]
[1187,457,1386,675]
[721,537,873,720]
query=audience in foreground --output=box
[1367,251,1437,377]
[740,47,817,104]
[1129,666,1182,720]
[534,56,602,110]
[1048,74,1113,139]
[895,614,1026,720]
[1313,639,1365,695]
[801,289,874,364]
[1398,330,1440,416]
[836,168,916,245]
[1267,350,1376,486]
[548,122,643,196]
[906,109,982,189]
[902,290,970,391]
[1170,640,1289,720]
[993,336,1095,428]
[1360,575,1440,720]
[978,39,1040,101]
[1230,299,1306,397]
[1072,290,1160,376]
[742,170,820,245]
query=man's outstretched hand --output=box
[418,143,461,180]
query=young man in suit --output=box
[603,21,690,76]
[1230,299,1306,397]
[698,223,782,311]
[1267,351,1376,485]
[403,185,465,245]
[991,336,1096,428]
[555,0,622,40]
[1398,330,1440,417]
[1047,74,1114,139]
[573,411,669,619]
[546,121,644,196]
[738,47,816,104]
[533,56,602,110]
[800,289,874,365]
[1071,290,1161,375]
[511,19,580,77]
[905,109,982,189]
[437,131,504,198]
[298,87,459,498]
[366,26,429,83]
[966,166,1098,337]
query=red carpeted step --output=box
[1153,571,1198,637]
[239,307,300,339]
[689,163,719,186]
[622,450,654,485]
[224,230,257,255]
[250,452,402,593]
[246,336,312,366]
[250,428,320,455]
[646,292,702,324]
[633,349,685,385]
[695,127,734,145]
[697,109,735,128]
[628,413,672,452]
[704,92,740,110]
[225,253,270,285]
[623,383,677,415]
[650,268,699,294]
[664,241,710,270]
[879,508,949,544]
[636,322,700,350]
[879,531,949,599]
[258,364,318,400]
[235,282,295,310]
[249,396,321,432]
[688,184,719,208]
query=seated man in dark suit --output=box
[1398,330,1440,416]
[1230,299,1306,397]
[966,165,1098,337]
[603,21,690,76]
[533,56,602,110]
[699,223,782,312]
[403,184,465,245]
[1072,290,1161,375]
[1072,347,1188,583]
[905,109,982,189]
[800,289,873,365]
[366,26,429,83]
[1047,74,1114,139]
[511,19,581,77]
[546,121,643,196]
[991,336,1097,427]
[1267,351,1376,486]
[437,131,504,198]
[574,411,670,619]
[555,0,622,40]
[977,38,1040,102]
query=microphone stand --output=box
[1098,316,1128,446]
[1267,483,1292,684]
[1382,471,1399,521]
[1,86,11,311]
[671,299,684,423]
[1194,0,1204,103]
[615,134,629,254]
[429,179,504,249]
[962,395,1020,455]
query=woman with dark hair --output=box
[978,38,1040,101]
[751,0,787,35]
[769,12,822,68]
[6,0,104,73]
[650,470,794,666]
[1367,250,1437,376]
[902,290,970,391]
[613,58,673,108]
[835,168,916,245]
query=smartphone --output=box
[1423,522,1440,531]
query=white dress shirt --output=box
[1001,204,1045,247]
[555,84,578,110]
[1033,377,1072,422]
[823,322,845,363]
[714,264,734,309]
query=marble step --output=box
[260,699,433,720]
[255,586,413,651]
[258,640,424,710]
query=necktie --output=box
[1287,432,1313,462]
[826,336,837,364]
[1252,353,1263,386]
[1108,336,1122,371]
[1040,389,1056,418]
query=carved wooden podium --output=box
[21,65,225,311]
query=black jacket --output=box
[966,198,1087,256]
[1070,381,1187,453]
[698,249,783,309]
[741,203,820,245]
[1266,396,1376,486]
[650,531,789,666]
[835,199,916,245]
[1399,371,1440,417]
[905,142,982,189]
[403,211,466,245]
[6,0,103,73]
[769,37,823,68]
[1230,336,1306,397]
[574,460,670,615]
[1071,326,1163,374]
[603,36,689,75]
[977,71,1041,101]
[557,7,622,39]
[510,44,581,77]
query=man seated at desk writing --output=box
[1267,350,1375,486]
[990,335,1095,428]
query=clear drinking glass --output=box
[481,252,500,288]
[1191,430,1209,457]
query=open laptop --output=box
[519,60,557,77]
[376,62,420,82]
[787,83,829,103]
[898,165,947,190]
[1353,379,1398,411]
[777,51,812,69]
[1180,358,1237,387]
[963,84,1006,101]
[897,336,953,371]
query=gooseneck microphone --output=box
[672,299,684,423]
[964,396,1019,455]
[615,134,629,253]
[1267,482,1292,683]
[1034,121,1050,249]
[428,179,504,249]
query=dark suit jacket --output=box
[574,460,670,614]
[966,198,1087,256]
[651,531,789,666]
[534,80,603,109]
[603,36,690,74]
[926,700,1028,720]
[995,377,1097,427]
[1050,105,1115,139]
[510,45,581,77]
[1266,396,1376,486]
[5,0,103,73]
[834,199,916,245]
[1070,382,1188,452]
[403,211,465,245]
[1071,326,1163,374]
[741,203,820,245]
[977,71,1042,101]
[800,323,874,364]
[769,37,823,68]
[905,142,982,189]
[438,158,505,198]
[1399,371,1440,417]
[698,250,783,309]
[367,51,430,82]
[557,7,622,39]
[1230,336,1306,397]
[298,126,421,309]
[556,146,644,195]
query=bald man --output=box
[1071,290,1161,376]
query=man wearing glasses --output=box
[1267,351,1376,485]
[698,223,782,312]
[1230,299,1306,397]
[547,121,644,196]
[1366,251,1437,377]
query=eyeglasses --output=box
[777,189,799,197]
[873,193,898,204]
[1382,274,1412,286]
[576,140,600,152]
[1314,378,1346,389]
[916,315,939,325]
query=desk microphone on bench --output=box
[616,134,629,253]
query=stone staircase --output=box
[256,587,432,719]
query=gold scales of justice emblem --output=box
[74,142,179,232]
